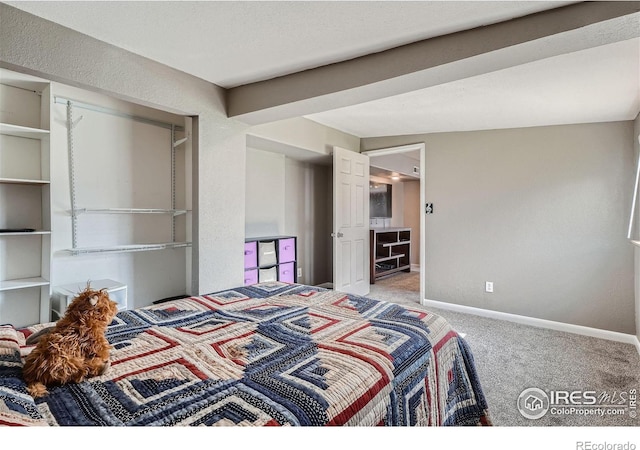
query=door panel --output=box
[356,184,365,227]
[333,146,369,295]
[355,238,365,283]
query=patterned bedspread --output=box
[1,282,491,426]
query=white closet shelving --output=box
[66,242,191,256]
[0,278,51,291]
[60,98,191,256]
[0,69,52,326]
[0,123,51,139]
[0,178,50,185]
[73,208,188,216]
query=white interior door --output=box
[333,146,370,295]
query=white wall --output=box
[370,154,420,178]
[284,158,332,285]
[389,181,405,228]
[249,117,359,158]
[245,148,285,238]
[403,180,421,267]
[363,121,636,335]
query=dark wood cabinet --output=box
[370,228,411,284]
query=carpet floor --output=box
[367,271,640,427]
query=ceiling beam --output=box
[227,1,640,125]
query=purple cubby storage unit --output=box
[244,235,297,286]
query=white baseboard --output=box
[422,298,640,357]
[410,264,420,272]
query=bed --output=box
[0,282,491,426]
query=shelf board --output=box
[0,277,50,292]
[0,122,50,139]
[374,265,411,278]
[375,253,406,263]
[0,69,49,91]
[66,241,192,256]
[381,241,411,247]
[73,208,189,216]
[0,177,50,185]
[0,230,50,236]
[631,240,640,248]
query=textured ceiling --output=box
[6,1,639,137]
[7,1,575,87]
[307,37,640,136]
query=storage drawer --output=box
[278,262,295,283]
[258,241,277,267]
[244,241,257,269]
[259,266,277,283]
[244,269,258,286]
[278,238,296,263]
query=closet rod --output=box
[54,97,184,132]
[65,242,192,256]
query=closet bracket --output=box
[71,115,83,128]
[173,137,188,148]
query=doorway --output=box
[362,143,426,304]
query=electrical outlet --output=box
[297,268,303,278]
[485,281,494,293]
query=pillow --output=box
[0,325,21,354]
[0,325,49,426]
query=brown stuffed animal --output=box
[22,286,119,398]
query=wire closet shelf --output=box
[59,97,191,256]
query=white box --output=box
[258,267,277,283]
[52,279,127,320]
[258,241,277,267]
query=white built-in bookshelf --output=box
[0,68,52,326]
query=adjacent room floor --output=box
[368,271,640,426]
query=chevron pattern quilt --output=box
[1,282,491,426]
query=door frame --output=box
[362,143,426,304]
